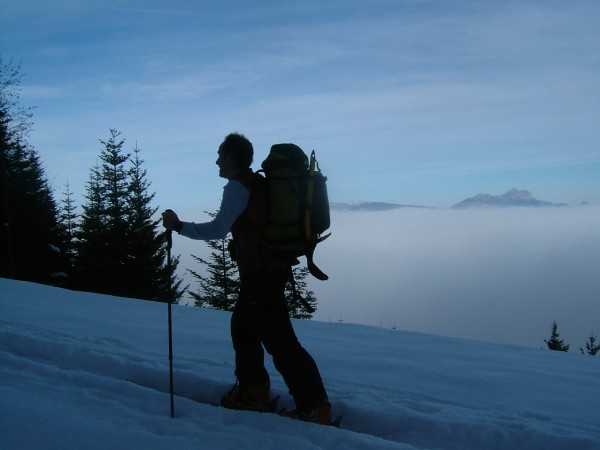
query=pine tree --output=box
[545,321,569,352]
[125,143,185,302]
[77,129,132,296]
[100,129,131,296]
[580,333,599,356]
[188,211,318,318]
[1,56,62,283]
[124,143,160,299]
[57,181,78,285]
[75,162,108,293]
[285,267,318,319]
[75,133,186,301]
[188,212,239,311]
[75,129,130,295]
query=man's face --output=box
[216,148,237,179]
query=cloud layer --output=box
[310,207,600,348]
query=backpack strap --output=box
[232,168,260,192]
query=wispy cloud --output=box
[2,0,599,209]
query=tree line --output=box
[0,57,179,302]
[1,57,318,316]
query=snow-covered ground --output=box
[1,278,599,449]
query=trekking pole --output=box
[166,230,175,418]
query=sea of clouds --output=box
[172,206,600,349]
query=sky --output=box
[1,0,599,212]
[2,278,600,449]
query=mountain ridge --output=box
[330,201,427,211]
[452,188,566,209]
[331,189,571,211]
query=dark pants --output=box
[231,269,327,411]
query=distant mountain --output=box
[330,201,426,211]
[452,189,566,209]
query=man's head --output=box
[216,132,253,179]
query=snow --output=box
[1,279,599,450]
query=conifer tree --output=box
[76,130,131,295]
[580,333,599,356]
[1,57,62,283]
[544,321,569,352]
[188,212,239,311]
[75,133,186,302]
[125,143,185,302]
[124,143,160,299]
[189,211,318,317]
[100,129,131,295]
[286,267,317,319]
[57,181,78,285]
[75,162,108,292]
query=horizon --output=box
[331,186,587,209]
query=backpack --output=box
[260,143,330,281]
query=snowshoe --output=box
[220,382,278,413]
[280,400,341,427]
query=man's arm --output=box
[162,180,249,241]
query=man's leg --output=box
[222,278,271,410]
[231,299,270,387]
[258,270,328,412]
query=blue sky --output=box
[1,0,599,212]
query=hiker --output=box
[161,132,332,424]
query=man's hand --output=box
[162,209,181,231]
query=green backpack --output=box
[260,143,330,281]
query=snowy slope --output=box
[1,279,599,450]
